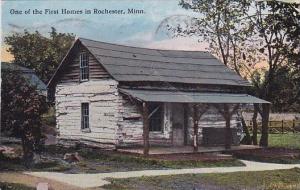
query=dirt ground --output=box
[0,172,93,190]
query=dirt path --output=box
[0,172,88,190]
[26,160,300,188]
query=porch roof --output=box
[119,88,270,104]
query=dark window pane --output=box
[81,103,89,129]
[149,103,162,132]
[80,52,89,81]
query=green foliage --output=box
[1,69,48,166]
[271,67,300,112]
[4,27,75,83]
[251,66,300,112]
[250,1,300,101]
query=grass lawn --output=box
[0,144,244,173]
[267,133,300,149]
[44,145,244,173]
[232,133,300,164]
[0,182,34,190]
[104,168,300,190]
[0,172,85,190]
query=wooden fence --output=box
[247,120,300,134]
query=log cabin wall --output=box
[185,105,241,146]
[55,43,119,148]
[116,98,173,147]
[55,80,120,148]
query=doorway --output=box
[172,103,187,146]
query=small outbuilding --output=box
[2,62,47,96]
[48,38,269,154]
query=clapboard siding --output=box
[58,43,110,83]
[55,80,120,148]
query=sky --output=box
[1,0,208,62]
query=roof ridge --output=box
[84,44,214,60]
[78,37,211,54]
[93,53,231,67]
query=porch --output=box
[117,145,260,155]
[119,88,269,155]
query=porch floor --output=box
[117,145,261,155]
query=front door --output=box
[172,103,185,146]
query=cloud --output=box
[121,31,155,45]
[146,37,209,51]
[121,30,208,51]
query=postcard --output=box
[1,0,300,190]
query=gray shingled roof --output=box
[79,38,251,87]
[119,89,270,104]
[2,62,47,95]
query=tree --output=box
[5,27,75,83]
[177,0,300,147]
[271,66,300,112]
[178,0,260,76]
[177,0,259,144]
[250,69,267,145]
[1,69,48,167]
[250,1,300,146]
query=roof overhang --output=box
[119,89,270,104]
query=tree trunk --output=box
[259,104,270,147]
[240,113,252,145]
[252,104,259,145]
[142,102,150,155]
[22,134,34,168]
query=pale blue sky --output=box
[2,0,203,49]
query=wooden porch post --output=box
[142,102,150,155]
[193,104,199,152]
[223,104,231,149]
[192,104,209,152]
[183,104,189,146]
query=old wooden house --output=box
[48,38,268,154]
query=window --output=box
[81,103,89,129]
[80,52,89,81]
[149,103,163,132]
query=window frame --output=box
[81,103,90,131]
[79,52,89,81]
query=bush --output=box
[1,69,48,167]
